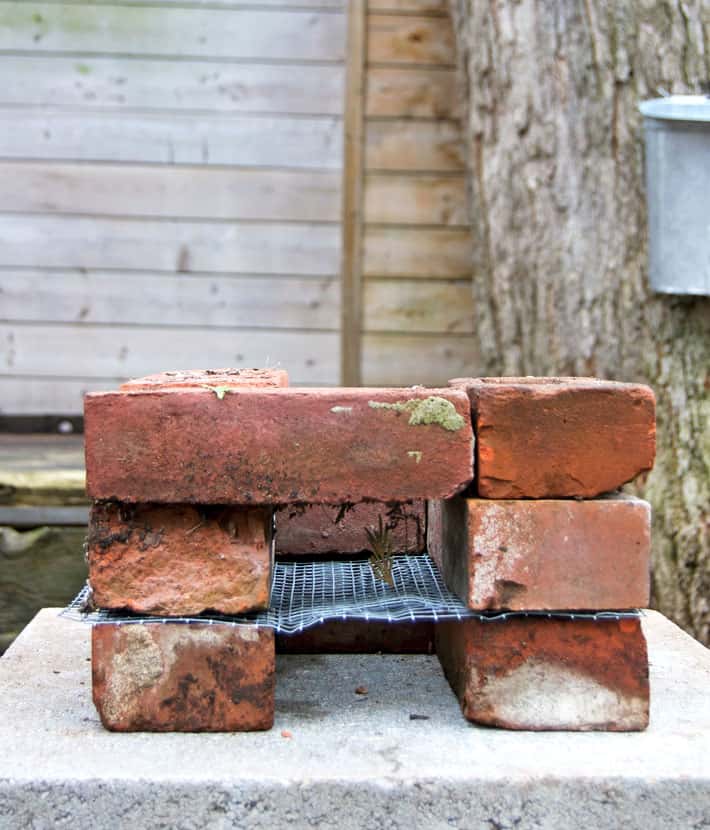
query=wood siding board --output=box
[0,214,341,275]
[0,162,340,222]
[0,323,340,383]
[366,13,455,66]
[363,278,474,333]
[364,173,468,226]
[368,1,448,13]
[0,271,340,330]
[365,119,465,171]
[0,110,343,169]
[0,374,338,415]
[361,332,480,386]
[366,66,459,118]
[33,0,345,7]
[340,0,366,385]
[0,377,127,415]
[0,4,346,62]
[363,226,472,278]
[0,56,345,116]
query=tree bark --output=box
[449,0,710,643]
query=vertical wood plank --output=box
[340,0,367,386]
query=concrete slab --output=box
[0,610,708,830]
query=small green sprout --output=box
[203,385,232,400]
[366,515,394,587]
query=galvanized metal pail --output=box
[639,95,710,296]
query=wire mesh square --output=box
[61,554,640,633]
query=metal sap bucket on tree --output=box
[639,95,710,296]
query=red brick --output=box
[85,387,474,504]
[450,377,656,498]
[88,503,272,616]
[92,622,275,732]
[436,616,649,731]
[276,621,434,653]
[428,496,650,611]
[276,501,425,556]
[120,367,288,391]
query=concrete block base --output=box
[0,610,709,829]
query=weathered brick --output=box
[92,622,275,732]
[450,377,655,498]
[85,387,474,504]
[276,620,434,654]
[276,501,425,556]
[428,495,650,611]
[436,616,649,731]
[120,367,289,391]
[88,503,272,616]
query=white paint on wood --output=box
[0,214,341,275]
[0,323,340,383]
[0,0,349,414]
[0,163,340,222]
[35,0,345,7]
[0,56,344,115]
[0,270,340,330]
[0,109,343,169]
[0,377,127,414]
[0,4,346,61]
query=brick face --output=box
[428,495,651,611]
[436,616,649,731]
[120,367,289,391]
[92,622,275,732]
[88,503,273,616]
[85,387,474,504]
[276,501,425,556]
[450,377,656,498]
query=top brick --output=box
[120,367,289,391]
[85,386,474,504]
[450,377,655,498]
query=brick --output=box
[428,495,650,611]
[92,622,275,732]
[120,367,289,391]
[276,501,425,556]
[450,377,655,498]
[276,621,435,654]
[88,503,272,616]
[436,616,649,731]
[85,387,474,504]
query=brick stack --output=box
[84,370,474,731]
[83,370,655,733]
[429,377,656,731]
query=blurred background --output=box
[0,0,707,651]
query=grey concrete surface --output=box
[0,610,708,829]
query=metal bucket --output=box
[639,95,710,296]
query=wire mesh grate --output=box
[61,554,641,633]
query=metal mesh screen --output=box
[62,554,641,634]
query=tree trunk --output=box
[449,0,710,643]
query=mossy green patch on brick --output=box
[368,396,465,432]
